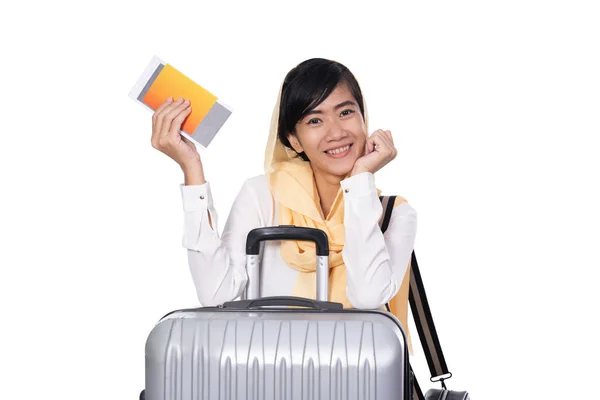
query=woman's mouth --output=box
[325,144,352,158]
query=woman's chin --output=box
[322,158,357,177]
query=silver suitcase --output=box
[142,226,412,399]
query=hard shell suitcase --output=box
[141,226,412,400]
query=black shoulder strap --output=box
[378,195,397,318]
[379,195,396,233]
[378,196,453,397]
[409,250,452,386]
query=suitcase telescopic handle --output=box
[245,226,330,301]
[246,225,329,255]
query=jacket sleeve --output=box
[340,172,417,309]
[180,179,264,306]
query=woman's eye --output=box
[340,109,355,117]
[308,118,321,124]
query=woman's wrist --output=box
[350,164,370,176]
[181,163,206,186]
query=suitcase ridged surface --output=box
[145,311,408,400]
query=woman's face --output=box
[288,83,366,178]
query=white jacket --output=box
[180,171,417,309]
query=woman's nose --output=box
[326,120,347,140]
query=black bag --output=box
[379,196,471,400]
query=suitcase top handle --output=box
[246,225,329,256]
[245,226,330,301]
[222,296,343,310]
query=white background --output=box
[1,1,598,399]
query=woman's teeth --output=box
[326,145,350,155]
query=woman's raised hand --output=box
[151,97,200,170]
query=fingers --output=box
[370,129,397,158]
[154,96,174,115]
[370,129,388,149]
[383,129,394,145]
[168,104,192,138]
[151,97,191,150]
[161,98,190,137]
[152,97,187,135]
[152,97,176,136]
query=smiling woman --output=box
[275,58,400,217]
[150,57,417,343]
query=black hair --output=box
[277,58,365,161]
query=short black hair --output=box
[277,58,365,161]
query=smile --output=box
[325,144,352,157]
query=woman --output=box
[150,58,417,350]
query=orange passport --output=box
[129,56,231,147]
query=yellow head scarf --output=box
[264,64,413,353]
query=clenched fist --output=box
[351,129,398,176]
